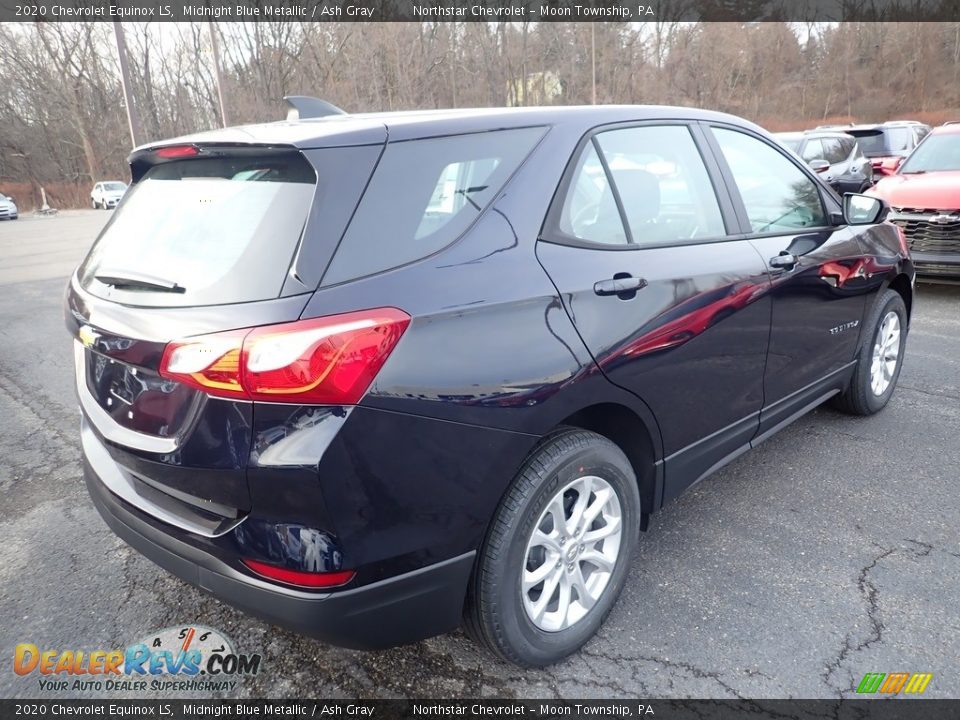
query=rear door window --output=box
[594,126,726,245]
[80,151,316,307]
[558,143,627,245]
[557,125,726,247]
[322,127,545,285]
[821,138,847,164]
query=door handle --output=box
[593,275,648,299]
[769,252,798,270]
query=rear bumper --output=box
[85,460,475,650]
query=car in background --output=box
[869,122,960,277]
[90,181,128,209]
[847,122,930,178]
[775,130,873,194]
[0,193,18,220]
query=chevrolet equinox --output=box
[67,103,914,667]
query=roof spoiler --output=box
[283,96,347,121]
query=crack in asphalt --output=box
[905,537,960,561]
[580,647,747,699]
[899,384,960,403]
[820,537,959,698]
[821,545,895,695]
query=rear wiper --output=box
[455,185,489,212]
[95,270,185,293]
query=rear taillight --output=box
[159,308,409,404]
[242,559,355,589]
[155,144,199,159]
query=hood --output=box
[868,171,960,210]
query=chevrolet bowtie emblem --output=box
[78,325,100,348]
[929,214,959,225]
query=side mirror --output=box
[809,159,830,173]
[843,193,887,225]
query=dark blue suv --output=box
[68,103,914,667]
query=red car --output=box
[868,122,960,277]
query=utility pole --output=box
[112,20,144,148]
[591,24,597,105]
[209,22,230,127]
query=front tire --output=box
[833,289,907,415]
[465,429,641,667]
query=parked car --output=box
[0,193,18,220]
[90,181,128,209]
[885,120,931,141]
[868,122,960,277]
[67,102,914,667]
[774,130,873,193]
[847,122,930,178]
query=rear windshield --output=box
[848,130,888,156]
[321,127,545,285]
[849,128,912,157]
[79,152,315,307]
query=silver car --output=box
[0,193,18,220]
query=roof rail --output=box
[943,120,960,126]
[283,96,347,121]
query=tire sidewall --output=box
[488,440,640,666]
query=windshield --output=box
[79,151,316,307]
[103,182,127,192]
[899,134,960,173]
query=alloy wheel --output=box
[870,311,900,396]
[521,475,623,632]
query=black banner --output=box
[2,0,960,22]
[2,700,960,720]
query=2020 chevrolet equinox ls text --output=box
[67,102,914,667]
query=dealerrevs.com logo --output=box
[14,625,262,693]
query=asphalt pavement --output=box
[0,210,957,699]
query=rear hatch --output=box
[69,140,383,516]
[849,126,912,160]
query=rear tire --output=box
[464,429,641,667]
[832,289,907,415]
[92,199,99,209]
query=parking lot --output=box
[1,210,958,699]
